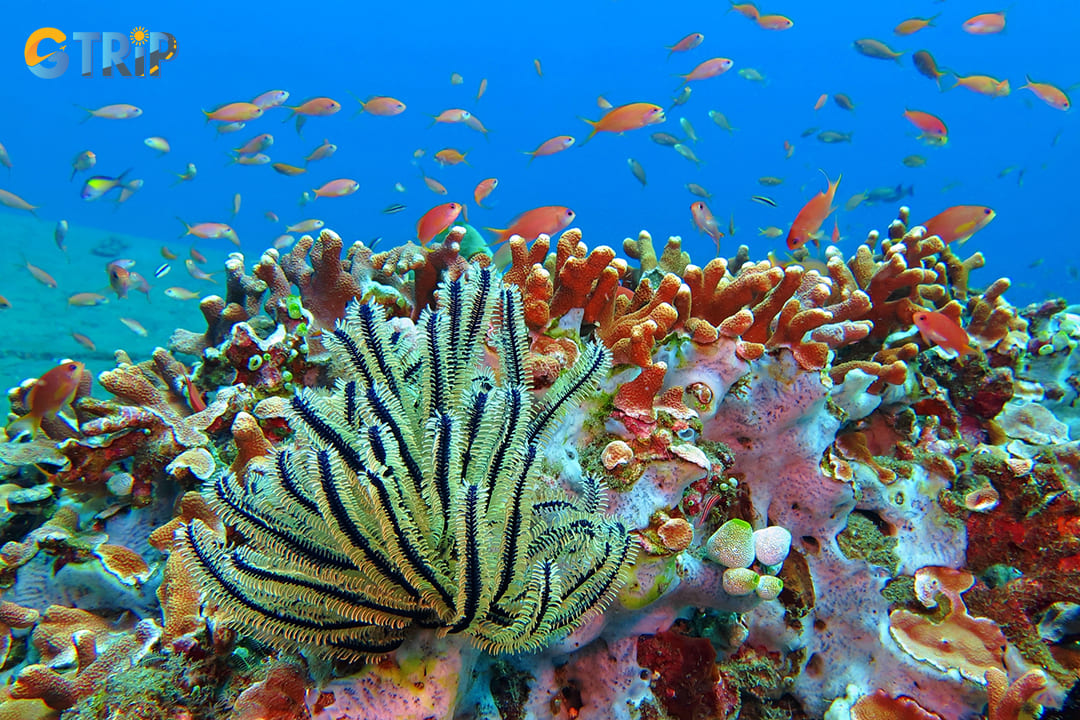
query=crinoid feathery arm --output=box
[177,265,636,661]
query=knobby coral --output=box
[177,266,636,661]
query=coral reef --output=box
[1,211,1075,720]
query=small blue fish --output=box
[154,263,171,279]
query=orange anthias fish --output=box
[920,205,996,245]
[912,51,949,87]
[485,206,576,245]
[962,11,1006,35]
[107,260,133,298]
[312,179,359,199]
[435,148,469,166]
[421,173,448,195]
[756,14,793,31]
[729,2,759,20]
[666,32,705,58]
[1021,76,1071,111]
[177,219,239,245]
[417,202,463,245]
[903,109,948,140]
[690,201,724,252]
[474,178,499,208]
[354,96,406,116]
[581,103,666,143]
[22,258,56,287]
[432,108,472,124]
[913,310,978,357]
[894,15,938,35]
[679,58,734,84]
[786,173,841,250]
[952,74,1010,97]
[286,97,341,117]
[232,133,273,155]
[203,102,263,123]
[525,136,575,162]
[6,361,85,438]
[0,189,39,216]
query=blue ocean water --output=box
[0,0,1076,386]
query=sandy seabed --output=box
[0,211,227,406]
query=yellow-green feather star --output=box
[177,266,636,661]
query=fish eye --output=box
[983,208,991,215]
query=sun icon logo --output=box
[130,26,148,46]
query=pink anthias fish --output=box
[679,57,734,84]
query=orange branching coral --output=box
[503,234,554,328]
[52,352,248,501]
[941,247,985,301]
[685,259,784,328]
[170,294,251,356]
[229,411,274,476]
[966,278,1028,353]
[985,667,1047,720]
[835,229,946,340]
[683,258,871,370]
[739,265,873,370]
[888,566,1007,683]
[370,227,473,320]
[596,273,684,368]
[549,229,627,323]
[278,229,363,329]
[503,228,629,332]
[614,362,668,422]
[623,229,690,279]
[150,492,222,645]
[831,343,917,393]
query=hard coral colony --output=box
[0,206,1076,720]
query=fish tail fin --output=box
[482,227,510,245]
[578,117,599,145]
[74,104,93,124]
[6,413,40,440]
[347,91,366,116]
[175,217,192,236]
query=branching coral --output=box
[178,267,635,660]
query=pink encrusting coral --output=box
[0,208,1074,720]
